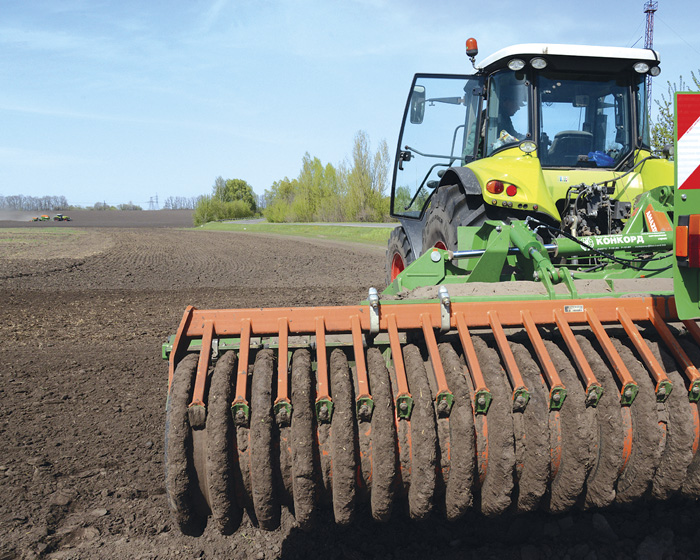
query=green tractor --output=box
[387,39,673,283]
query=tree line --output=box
[193,131,391,226]
[263,131,390,223]
[162,196,199,210]
[0,195,70,211]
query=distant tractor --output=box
[53,214,71,222]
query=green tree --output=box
[341,131,390,222]
[264,177,298,222]
[651,71,700,153]
[193,194,254,226]
[214,177,257,212]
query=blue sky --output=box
[1,0,699,208]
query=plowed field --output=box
[1,213,699,560]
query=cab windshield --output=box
[537,73,640,168]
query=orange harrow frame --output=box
[169,294,700,424]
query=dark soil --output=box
[0,209,194,229]
[3,215,700,560]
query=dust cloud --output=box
[0,210,39,222]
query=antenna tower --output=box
[644,0,658,110]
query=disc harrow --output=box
[164,293,700,534]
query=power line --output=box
[657,16,700,57]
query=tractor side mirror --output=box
[410,85,426,124]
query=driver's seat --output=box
[547,130,593,166]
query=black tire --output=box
[422,184,487,252]
[385,227,413,285]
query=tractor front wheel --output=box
[422,185,487,252]
[385,227,413,285]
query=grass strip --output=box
[198,221,395,246]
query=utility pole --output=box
[644,0,658,111]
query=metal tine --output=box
[314,317,333,423]
[188,319,214,428]
[488,310,531,412]
[387,314,413,420]
[518,311,564,480]
[521,310,566,411]
[168,305,195,388]
[231,318,252,426]
[351,315,374,421]
[586,308,638,406]
[648,307,700,402]
[420,313,453,417]
[616,307,672,402]
[274,317,292,426]
[553,309,603,407]
[683,319,700,346]
[454,312,492,414]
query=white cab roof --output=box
[477,43,660,72]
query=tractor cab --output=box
[388,41,672,279]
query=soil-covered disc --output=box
[438,342,475,519]
[366,348,397,521]
[205,351,242,534]
[543,339,595,513]
[509,339,550,513]
[249,349,280,529]
[403,344,437,519]
[329,349,357,525]
[612,336,662,504]
[164,353,207,536]
[472,336,515,516]
[290,349,318,530]
[639,332,694,500]
[575,333,624,509]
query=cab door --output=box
[391,74,484,221]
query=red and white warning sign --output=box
[677,93,700,190]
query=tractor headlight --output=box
[634,62,650,74]
[650,66,661,77]
[508,58,526,71]
[519,140,537,154]
[530,57,547,70]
